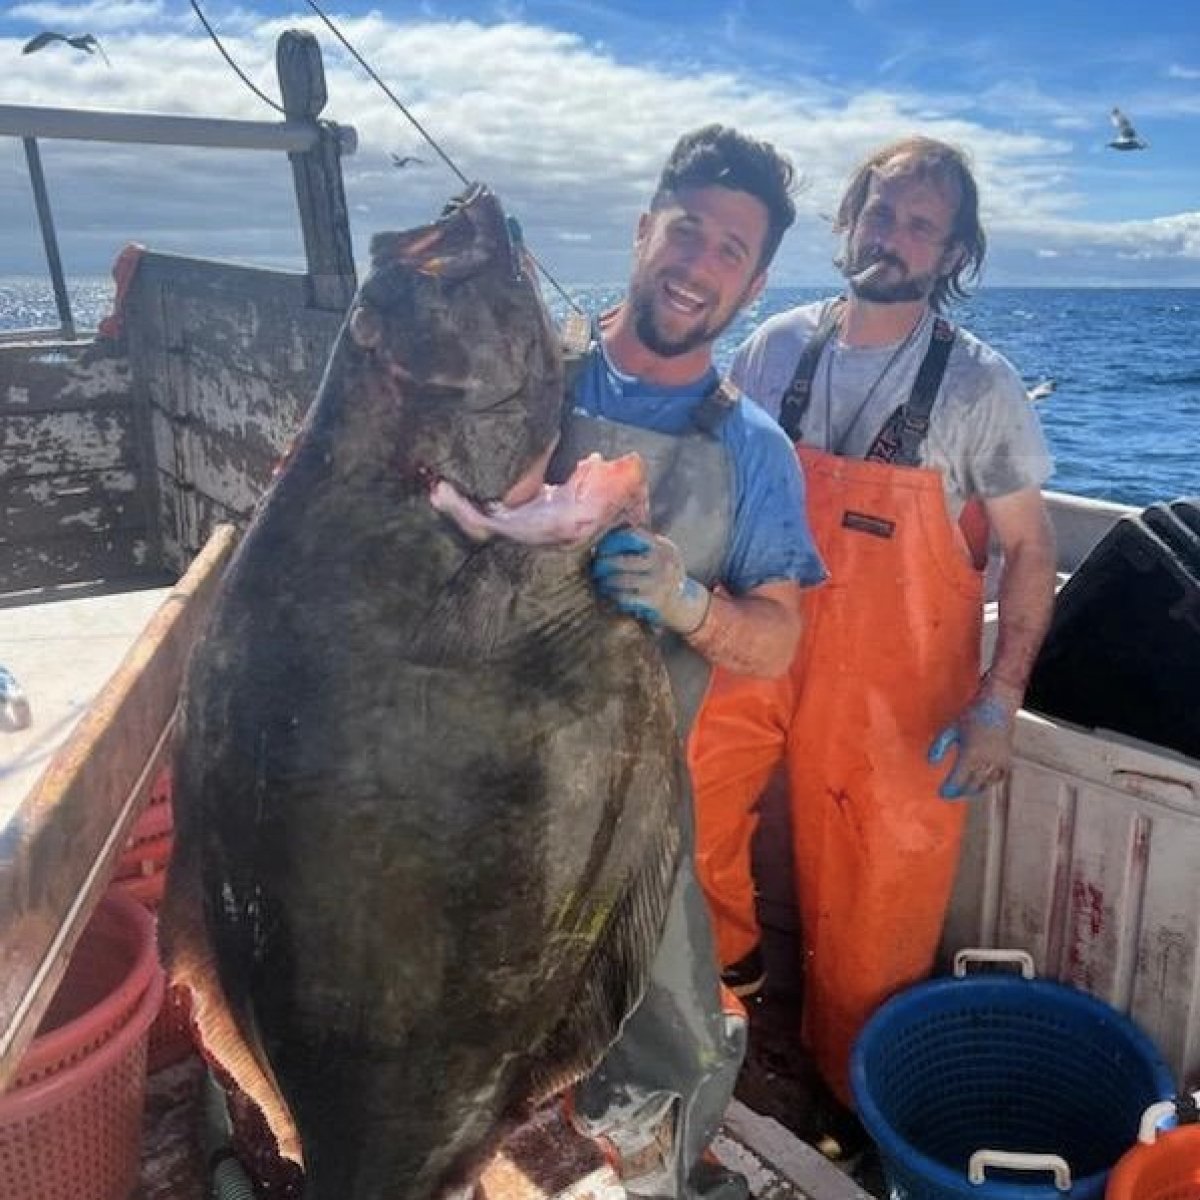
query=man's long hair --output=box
[834,136,986,311]
[653,124,797,274]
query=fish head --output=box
[352,185,564,503]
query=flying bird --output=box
[22,30,110,65]
[390,152,429,169]
[1107,107,1148,151]
[1027,378,1057,404]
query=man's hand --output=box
[590,527,711,635]
[928,677,1022,800]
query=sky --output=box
[2,0,1199,289]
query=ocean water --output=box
[3,277,1196,508]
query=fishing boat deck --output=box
[0,583,172,830]
[0,549,879,1200]
[136,1056,869,1200]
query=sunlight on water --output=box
[4,278,1196,508]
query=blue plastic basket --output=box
[850,950,1174,1200]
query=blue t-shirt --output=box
[570,345,826,595]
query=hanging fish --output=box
[161,185,683,1199]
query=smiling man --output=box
[554,125,826,1200]
[624,183,766,364]
[689,135,1057,1156]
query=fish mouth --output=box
[368,184,524,284]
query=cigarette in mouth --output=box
[849,260,888,287]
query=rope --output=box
[189,0,286,115]
[189,0,583,314]
[302,0,583,314]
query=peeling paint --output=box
[57,356,132,402]
[1,410,133,479]
[1,261,340,594]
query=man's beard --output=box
[843,249,935,303]
[850,271,932,303]
[628,274,746,358]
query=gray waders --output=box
[549,399,748,1200]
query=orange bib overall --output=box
[690,321,984,1105]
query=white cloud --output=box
[1,11,1197,284]
[1167,63,1200,80]
[989,211,1200,286]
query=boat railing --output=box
[0,28,358,344]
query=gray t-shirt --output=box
[730,299,1054,519]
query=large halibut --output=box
[161,186,683,1198]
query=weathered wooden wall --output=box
[124,252,345,575]
[1,28,355,596]
[0,256,345,594]
[0,340,151,593]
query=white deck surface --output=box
[0,585,172,829]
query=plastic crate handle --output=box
[953,948,1036,979]
[968,1150,1071,1191]
[1138,1091,1200,1144]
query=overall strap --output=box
[558,308,736,439]
[864,315,956,466]
[690,376,739,437]
[778,299,844,442]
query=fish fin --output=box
[408,541,586,666]
[522,801,681,1101]
[160,844,304,1166]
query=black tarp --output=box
[1025,497,1200,760]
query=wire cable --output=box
[302,0,582,314]
[190,0,286,115]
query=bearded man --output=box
[689,135,1057,1153]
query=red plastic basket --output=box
[114,831,174,883]
[115,767,175,886]
[109,840,199,1072]
[112,867,169,910]
[0,889,164,1200]
[13,891,160,1087]
[1107,1097,1200,1200]
[145,980,196,1074]
[125,791,174,845]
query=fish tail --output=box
[161,851,303,1166]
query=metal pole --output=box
[22,137,75,340]
[0,103,356,155]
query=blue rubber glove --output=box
[929,683,1020,800]
[590,527,711,635]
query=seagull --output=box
[390,152,429,169]
[1107,107,1148,151]
[22,30,110,65]
[1027,378,1057,403]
